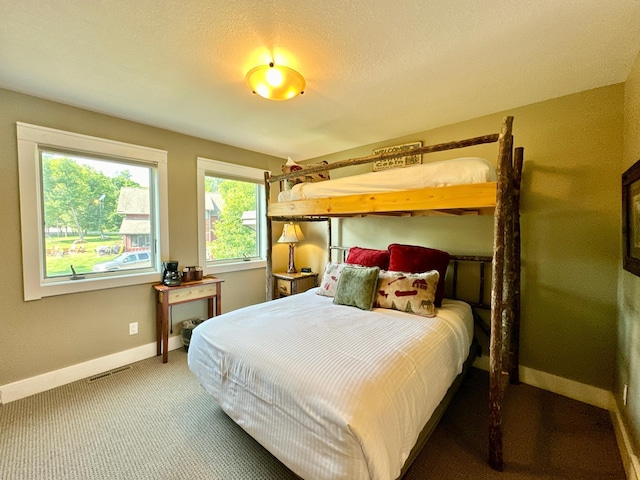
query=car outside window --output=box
[17,123,170,301]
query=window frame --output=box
[17,123,169,301]
[196,157,267,274]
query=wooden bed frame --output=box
[264,116,524,472]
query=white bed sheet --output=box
[188,289,473,480]
[278,156,496,202]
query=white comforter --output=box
[278,156,496,202]
[188,289,473,480]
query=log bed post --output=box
[265,171,274,300]
[327,219,332,263]
[501,146,515,379]
[489,115,514,471]
[509,147,524,384]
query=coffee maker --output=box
[162,261,181,286]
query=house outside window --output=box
[17,123,169,300]
[197,157,266,274]
[204,192,224,243]
[117,188,151,251]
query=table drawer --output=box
[277,279,292,295]
[168,284,217,304]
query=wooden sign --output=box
[372,141,422,171]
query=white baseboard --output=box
[611,402,640,480]
[3,345,638,479]
[0,336,183,404]
[4,349,612,408]
[472,355,640,479]
[472,354,613,410]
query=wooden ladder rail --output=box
[488,116,524,471]
[488,115,512,471]
[509,147,524,385]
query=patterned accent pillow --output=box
[346,246,390,270]
[316,262,349,297]
[333,266,380,310]
[388,244,450,307]
[281,159,330,190]
[374,270,440,317]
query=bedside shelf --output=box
[273,272,318,299]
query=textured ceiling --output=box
[1,0,640,160]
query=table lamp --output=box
[278,222,304,273]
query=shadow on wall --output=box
[521,160,597,211]
[520,262,616,390]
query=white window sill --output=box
[205,259,266,275]
[25,271,161,301]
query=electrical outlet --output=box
[129,322,138,335]
[624,384,629,406]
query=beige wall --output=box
[620,50,640,454]
[0,88,282,386]
[301,85,624,391]
[0,83,627,406]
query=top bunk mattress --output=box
[278,156,496,202]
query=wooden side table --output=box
[153,276,223,363]
[273,272,318,299]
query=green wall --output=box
[299,85,623,390]
[0,88,281,386]
[0,82,627,404]
[620,49,640,456]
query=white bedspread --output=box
[278,156,496,202]
[188,289,473,480]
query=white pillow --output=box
[316,262,348,297]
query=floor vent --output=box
[88,365,133,383]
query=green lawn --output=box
[45,235,123,276]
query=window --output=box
[197,158,267,274]
[17,123,169,300]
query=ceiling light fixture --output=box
[246,62,306,101]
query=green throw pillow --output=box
[333,266,380,310]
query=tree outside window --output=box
[40,151,152,277]
[205,176,259,261]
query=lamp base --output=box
[287,243,297,273]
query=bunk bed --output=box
[263,116,524,473]
[188,116,522,478]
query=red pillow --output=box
[387,244,450,307]
[346,246,390,270]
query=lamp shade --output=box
[278,223,303,244]
[246,63,306,101]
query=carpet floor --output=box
[0,349,625,479]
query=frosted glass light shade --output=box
[246,63,306,101]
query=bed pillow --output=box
[374,270,439,317]
[333,266,380,310]
[346,246,390,270]
[281,159,330,190]
[316,262,349,298]
[388,244,450,307]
